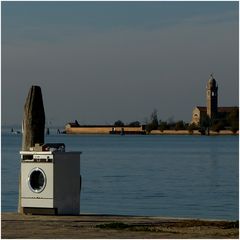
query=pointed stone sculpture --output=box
[18,86,45,213]
[22,86,45,151]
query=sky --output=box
[1,1,239,127]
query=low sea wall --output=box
[151,130,238,135]
[65,127,238,135]
[150,130,200,135]
[65,126,144,134]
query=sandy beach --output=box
[1,213,238,239]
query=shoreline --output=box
[150,129,238,135]
[65,127,238,135]
[2,212,238,238]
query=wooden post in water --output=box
[18,86,45,213]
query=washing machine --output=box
[20,143,81,215]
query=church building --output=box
[191,74,236,125]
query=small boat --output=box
[11,128,21,134]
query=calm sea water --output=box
[1,130,239,220]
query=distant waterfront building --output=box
[206,74,218,119]
[191,74,236,125]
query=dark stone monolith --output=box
[18,86,45,213]
[22,86,45,151]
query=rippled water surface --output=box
[2,132,239,220]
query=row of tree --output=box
[113,108,239,134]
[198,107,239,134]
[144,109,191,133]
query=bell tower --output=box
[206,74,218,119]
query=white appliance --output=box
[20,144,81,215]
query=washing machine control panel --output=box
[33,154,53,162]
[20,143,66,162]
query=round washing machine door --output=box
[28,168,47,193]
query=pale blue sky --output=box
[2,1,239,126]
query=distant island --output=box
[64,121,238,136]
[64,75,238,136]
